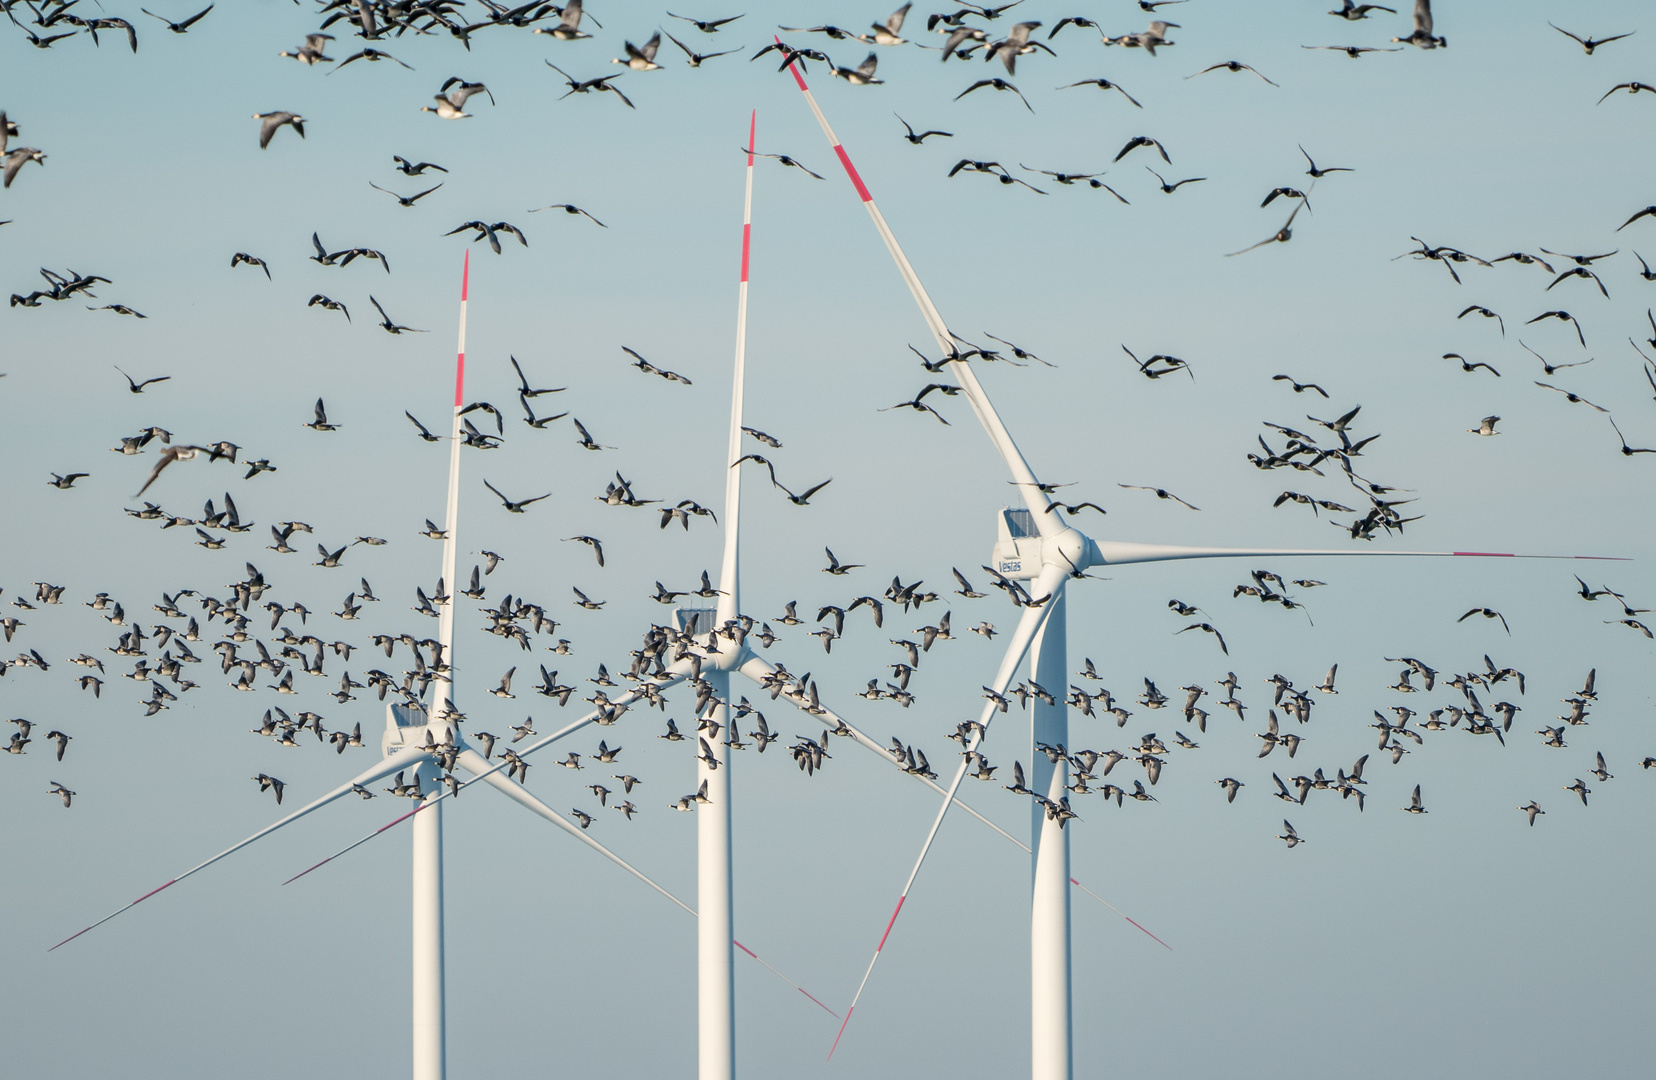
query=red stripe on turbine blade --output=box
[826,1005,855,1062]
[832,145,873,204]
[1124,916,1173,951]
[747,109,756,165]
[875,894,905,951]
[461,249,469,301]
[799,987,840,1018]
[49,878,178,951]
[733,939,757,958]
[283,805,423,885]
[454,353,465,408]
[740,224,751,283]
[133,878,180,904]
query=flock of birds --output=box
[3,0,1655,1037]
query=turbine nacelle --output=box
[991,508,1096,579]
[383,700,452,757]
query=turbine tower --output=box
[776,56,1606,1080]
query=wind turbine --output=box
[673,111,1170,1080]
[774,54,1619,1080]
[49,256,710,1080]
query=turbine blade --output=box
[734,939,839,1017]
[1089,540,1626,565]
[456,748,693,915]
[1069,877,1171,950]
[776,41,1061,536]
[826,565,1064,1060]
[53,747,430,950]
[435,253,469,702]
[716,110,757,624]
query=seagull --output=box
[304,398,339,431]
[1443,353,1499,376]
[1598,81,1656,104]
[308,294,349,321]
[613,33,664,71]
[545,62,635,109]
[896,115,951,144]
[394,157,447,175]
[1146,167,1204,193]
[1118,483,1199,510]
[663,32,741,67]
[825,51,882,85]
[1328,0,1395,19]
[566,535,605,567]
[253,112,304,149]
[529,203,606,226]
[135,444,209,497]
[1457,305,1504,336]
[1303,44,1402,58]
[1549,24,1633,55]
[1458,607,1511,634]
[1058,78,1142,108]
[279,33,334,64]
[957,78,1032,112]
[667,12,743,33]
[534,0,591,40]
[484,480,551,514]
[333,48,414,73]
[141,5,213,33]
[1272,374,1328,397]
[1188,60,1277,86]
[1391,0,1445,48]
[231,252,271,279]
[1226,198,1307,256]
[369,181,442,207]
[114,366,170,393]
[370,296,426,334]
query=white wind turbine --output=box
[50,255,709,1080]
[775,55,1618,1080]
[669,110,1170,1080]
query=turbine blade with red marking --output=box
[826,567,1066,1060]
[774,37,1061,536]
[735,939,840,1017]
[51,748,429,950]
[1070,877,1172,950]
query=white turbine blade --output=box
[735,652,1026,853]
[716,111,757,625]
[434,253,469,705]
[734,939,839,1017]
[52,747,430,950]
[280,670,692,880]
[1069,877,1172,950]
[455,748,693,915]
[776,46,1061,536]
[1090,539,1627,565]
[826,566,1065,1060]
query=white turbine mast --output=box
[776,54,1610,1080]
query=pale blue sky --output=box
[3,1,1654,1077]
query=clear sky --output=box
[3,1,1654,1078]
